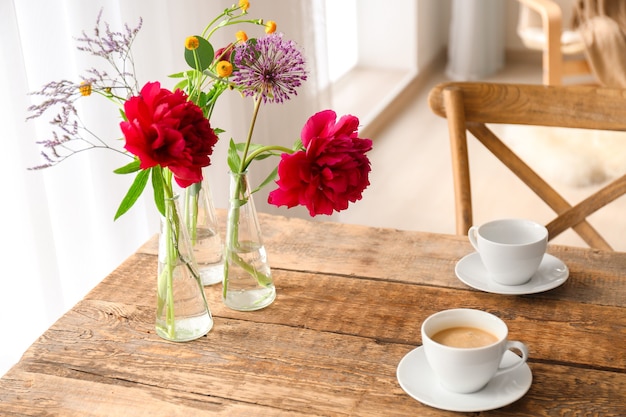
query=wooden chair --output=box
[516,0,592,85]
[428,81,626,250]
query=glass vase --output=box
[156,195,213,342]
[182,178,224,286]
[223,171,276,311]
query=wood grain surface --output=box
[1,212,624,416]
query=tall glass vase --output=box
[182,177,224,286]
[156,195,213,342]
[223,171,276,311]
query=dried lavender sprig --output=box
[27,10,142,169]
[28,87,129,170]
[75,9,142,96]
[30,124,126,170]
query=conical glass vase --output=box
[181,177,224,286]
[223,171,276,311]
[156,195,213,342]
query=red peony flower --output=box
[214,43,234,62]
[268,110,372,216]
[120,81,218,187]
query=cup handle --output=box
[494,341,529,378]
[468,226,480,252]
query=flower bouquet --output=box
[27,1,373,328]
[27,11,224,341]
[119,81,217,341]
[201,30,373,310]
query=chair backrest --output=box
[518,0,577,31]
[516,0,591,85]
[428,81,626,250]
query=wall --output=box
[506,0,527,51]
[417,0,451,71]
[357,0,420,70]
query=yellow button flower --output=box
[236,30,248,43]
[216,61,233,78]
[79,81,92,96]
[185,36,200,50]
[239,0,250,12]
[265,20,277,34]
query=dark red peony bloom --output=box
[120,81,218,187]
[268,110,372,216]
[214,43,234,62]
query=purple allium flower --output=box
[232,33,307,103]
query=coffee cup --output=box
[421,308,529,394]
[468,218,548,285]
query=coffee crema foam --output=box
[431,326,498,348]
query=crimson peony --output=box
[268,110,373,216]
[120,81,218,188]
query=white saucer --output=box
[397,346,532,412]
[455,253,569,295]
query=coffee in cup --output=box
[422,308,529,394]
[431,326,498,348]
[468,218,548,285]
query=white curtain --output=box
[446,0,506,80]
[0,0,326,375]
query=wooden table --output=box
[1,213,625,416]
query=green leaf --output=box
[252,166,278,194]
[172,78,189,92]
[235,142,252,152]
[113,159,140,174]
[205,83,220,101]
[227,138,241,173]
[228,48,239,71]
[114,169,150,220]
[251,152,274,161]
[151,166,165,217]
[292,138,304,151]
[168,71,187,78]
[196,91,208,108]
[184,36,214,71]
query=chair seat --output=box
[518,27,586,55]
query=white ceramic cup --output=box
[468,218,548,285]
[421,308,529,394]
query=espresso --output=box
[431,326,498,348]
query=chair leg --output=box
[443,87,472,235]
[469,123,612,250]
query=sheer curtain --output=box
[446,0,505,80]
[1,0,326,375]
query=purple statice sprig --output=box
[26,10,142,169]
[75,9,143,96]
[231,33,307,104]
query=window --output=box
[324,0,358,83]
[322,0,421,134]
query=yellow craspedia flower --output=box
[239,0,250,12]
[79,81,92,96]
[216,61,233,78]
[185,36,200,50]
[265,20,277,34]
[236,30,248,43]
